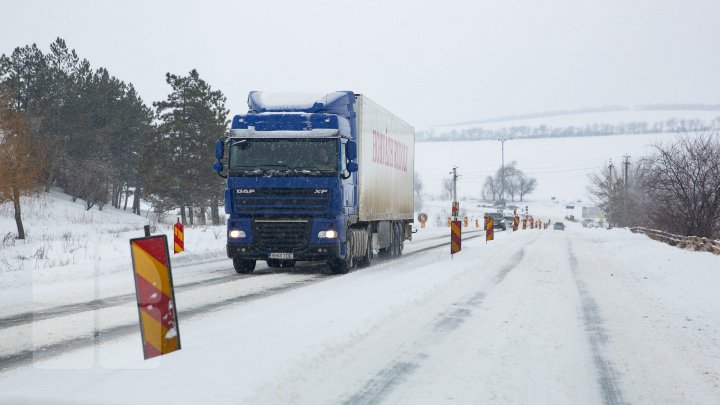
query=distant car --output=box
[487,212,507,231]
[504,216,515,228]
[582,219,593,228]
[553,222,565,230]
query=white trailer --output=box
[356,95,415,222]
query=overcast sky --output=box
[2,0,719,128]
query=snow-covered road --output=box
[1,225,718,404]
[0,229,484,369]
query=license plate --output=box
[269,252,293,260]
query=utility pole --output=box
[449,166,460,223]
[498,139,508,203]
[623,155,630,225]
[450,166,459,202]
[608,159,615,226]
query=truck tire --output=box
[356,229,372,267]
[379,222,402,259]
[329,241,352,274]
[395,223,404,257]
[378,225,392,259]
[387,223,400,258]
[233,257,256,274]
[390,224,398,257]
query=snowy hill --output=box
[420,108,720,142]
[415,131,702,205]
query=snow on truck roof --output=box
[248,91,352,111]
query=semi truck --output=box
[212,91,415,274]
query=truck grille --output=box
[253,220,310,252]
[235,188,330,213]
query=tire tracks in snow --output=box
[342,246,528,405]
[0,277,321,372]
[0,233,487,330]
[0,234,486,372]
[0,272,258,329]
[567,240,628,405]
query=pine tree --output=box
[151,69,228,224]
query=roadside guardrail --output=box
[630,227,720,255]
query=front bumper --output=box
[227,243,339,261]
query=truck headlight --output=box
[229,229,246,238]
[318,230,337,238]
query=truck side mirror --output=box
[212,161,224,174]
[346,140,357,161]
[213,139,227,178]
[347,161,358,173]
[215,139,225,160]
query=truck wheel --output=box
[357,230,372,267]
[233,257,256,274]
[378,225,393,259]
[329,241,352,274]
[386,223,400,258]
[396,224,404,257]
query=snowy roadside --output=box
[0,191,230,316]
[0,190,487,318]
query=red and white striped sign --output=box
[130,235,181,359]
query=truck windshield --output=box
[228,138,338,176]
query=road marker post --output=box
[173,218,184,254]
[130,234,181,360]
[450,201,461,256]
[485,214,494,242]
[451,220,462,255]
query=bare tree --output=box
[62,158,111,210]
[588,159,646,227]
[483,162,536,202]
[441,178,454,200]
[481,176,498,201]
[517,174,537,202]
[640,134,720,237]
[414,170,424,211]
[501,162,521,201]
[588,164,618,225]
